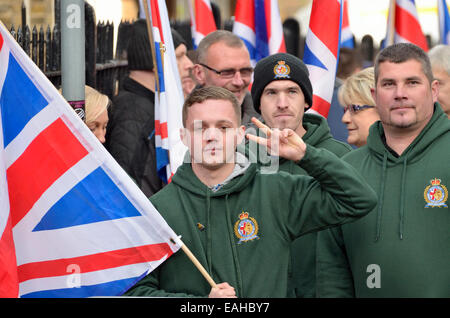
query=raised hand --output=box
[246,117,307,162]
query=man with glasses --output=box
[192,30,261,127]
[317,43,450,297]
[249,52,352,298]
[339,67,380,147]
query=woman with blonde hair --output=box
[84,85,110,144]
[338,67,380,147]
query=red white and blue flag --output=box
[303,0,343,118]
[384,0,428,51]
[233,0,286,67]
[0,23,182,298]
[340,0,354,48]
[188,0,217,49]
[438,0,450,44]
[144,0,187,184]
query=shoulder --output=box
[342,145,370,163]
[317,138,353,157]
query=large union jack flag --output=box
[0,22,181,298]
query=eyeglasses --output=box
[344,104,375,114]
[199,63,253,79]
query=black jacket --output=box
[105,76,164,197]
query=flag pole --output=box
[142,0,160,92]
[170,237,218,289]
[141,1,217,290]
[387,0,395,46]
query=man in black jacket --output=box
[106,21,188,197]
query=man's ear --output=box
[180,127,189,148]
[236,125,246,145]
[431,79,440,103]
[192,64,206,85]
[370,87,376,101]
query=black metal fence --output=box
[7,0,129,99]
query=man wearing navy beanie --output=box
[249,52,353,298]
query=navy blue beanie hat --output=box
[251,53,313,113]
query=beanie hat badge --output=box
[273,61,291,79]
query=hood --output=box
[367,103,450,241]
[367,103,450,165]
[171,148,258,198]
[302,113,335,146]
[170,149,257,295]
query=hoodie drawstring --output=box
[375,151,388,242]
[375,152,408,241]
[224,194,243,297]
[206,191,212,275]
[399,158,407,240]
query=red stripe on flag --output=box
[235,0,255,29]
[0,31,4,51]
[264,0,272,39]
[309,0,341,57]
[155,120,168,139]
[395,4,428,51]
[310,94,331,118]
[196,0,216,35]
[0,214,19,297]
[7,118,89,227]
[17,243,173,283]
[151,0,164,43]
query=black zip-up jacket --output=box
[105,76,164,197]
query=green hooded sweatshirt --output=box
[247,114,352,297]
[285,114,352,298]
[125,145,377,298]
[317,104,450,297]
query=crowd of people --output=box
[72,19,450,298]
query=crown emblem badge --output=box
[234,212,259,244]
[424,178,448,208]
[273,60,291,79]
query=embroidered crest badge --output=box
[273,60,291,79]
[234,212,259,244]
[424,178,448,208]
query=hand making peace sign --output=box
[246,117,307,163]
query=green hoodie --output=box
[317,104,450,297]
[125,145,377,298]
[286,114,352,298]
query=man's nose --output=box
[394,83,408,100]
[277,93,289,109]
[231,71,244,86]
[204,128,220,141]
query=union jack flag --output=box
[303,0,343,118]
[438,0,450,44]
[0,22,181,298]
[188,0,217,49]
[384,0,428,51]
[144,0,187,184]
[232,0,286,67]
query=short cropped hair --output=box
[428,44,450,75]
[182,86,241,127]
[374,43,434,85]
[196,30,246,64]
[338,67,375,107]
